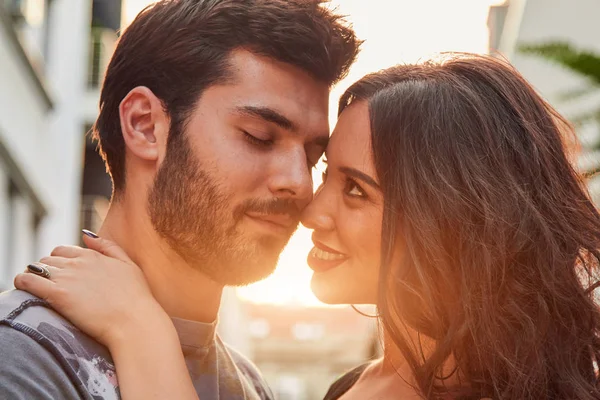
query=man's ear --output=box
[119,86,169,164]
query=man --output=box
[0,0,360,398]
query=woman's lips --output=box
[307,242,348,273]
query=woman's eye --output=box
[344,179,366,199]
[242,130,272,147]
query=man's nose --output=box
[267,150,313,205]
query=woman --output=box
[15,54,600,399]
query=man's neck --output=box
[97,193,223,323]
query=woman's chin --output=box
[310,273,377,305]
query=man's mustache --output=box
[235,198,301,221]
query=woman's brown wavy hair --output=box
[339,54,600,399]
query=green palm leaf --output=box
[519,42,600,85]
[518,41,600,178]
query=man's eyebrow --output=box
[234,106,296,131]
[339,166,380,190]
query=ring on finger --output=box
[27,262,52,279]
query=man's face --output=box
[148,50,330,286]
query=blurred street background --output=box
[0,0,599,399]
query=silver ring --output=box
[27,262,51,279]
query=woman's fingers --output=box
[14,272,56,301]
[38,256,73,270]
[24,263,63,281]
[45,231,134,269]
[81,232,132,263]
[50,245,88,259]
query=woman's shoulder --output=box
[322,363,370,400]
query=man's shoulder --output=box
[218,338,274,400]
[0,288,43,316]
[0,290,120,399]
[0,289,87,345]
[0,289,115,365]
[0,289,74,337]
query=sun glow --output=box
[123,0,497,306]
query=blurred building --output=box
[0,0,97,290]
[80,0,121,235]
[244,302,379,400]
[0,0,247,355]
[489,0,600,199]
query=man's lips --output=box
[245,212,298,231]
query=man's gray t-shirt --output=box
[0,290,273,399]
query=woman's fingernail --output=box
[82,229,99,239]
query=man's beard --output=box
[147,133,300,286]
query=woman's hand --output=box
[14,232,168,348]
[15,233,200,400]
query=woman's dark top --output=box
[321,363,483,400]
[322,364,369,400]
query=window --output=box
[5,0,51,68]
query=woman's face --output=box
[301,102,384,304]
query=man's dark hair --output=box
[93,0,361,194]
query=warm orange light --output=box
[122,0,496,306]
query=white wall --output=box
[500,0,600,104]
[0,0,92,288]
[37,0,93,255]
[0,168,10,289]
[499,0,600,199]
[0,16,48,202]
[10,195,36,279]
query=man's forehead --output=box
[227,51,329,106]
[195,50,331,137]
